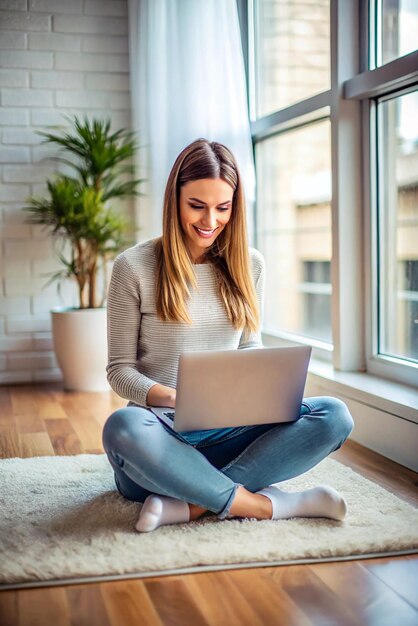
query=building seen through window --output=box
[256,120,332,344]
[378,90,418,363]
[253,0,418,366]
[254,0,330,115]
[379,0,418,66]
[300,261,331,343]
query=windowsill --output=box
[307,358,418,425]
[261,330,418,425]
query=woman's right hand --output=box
[146,383,176,408]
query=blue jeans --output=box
[102,396,354,520]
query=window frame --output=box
[243,0,335,363]
[237,0,418,386]
[348,1,418,387]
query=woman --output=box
[102,138,354,533]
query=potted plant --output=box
[24,115,143,391]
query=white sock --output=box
[135,494,190,533]
[256,485,347,521]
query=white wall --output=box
[0,0,132,384]
[305,374,418,472]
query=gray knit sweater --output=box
[106,238,265,408]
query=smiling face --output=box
[178,178,234,263]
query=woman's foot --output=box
[135,484,347,533]
[256,485,347,521]
[135,494,190,532]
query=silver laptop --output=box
[150,345,312,432]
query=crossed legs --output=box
[102,397,354,531]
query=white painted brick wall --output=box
[0,184,31,201]
[1,223,32,238]
[0,371,32,384]
[0,109,29,124]
[28,32,81,51]
[84,1,127,17]
[0,0,132,385]
[29,0,83,15]
[31,70,84,89]
[53,15,127,35]
[6,316,50,333]
[33,367,62,382]
[0,50,53,68]
[54,52,128,72]
[0,69,29,86]
[3,128,43,144]
[8,351,56,370]
[82,35,128,54]
[0,1,26,13]
[0,32,26,49]
[2,87,54,106]
[0,146,31,162]
[0,11,50,31]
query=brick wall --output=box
[0,0,132,384]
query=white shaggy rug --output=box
[1,454,417,589]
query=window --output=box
[253,0,330,116]
[376,0,418,66]
[248,0,332,358]
[241,0,418,385]
[365,0,418,385]
[255,120,332,344]
[398,260,418,359]
[377,90,418,363]
[301,261,332,342]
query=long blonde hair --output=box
[155,138,260,338]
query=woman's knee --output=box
[306,396,354,444]
[102,406,156,451]
[321,396,354,444]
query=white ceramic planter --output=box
[51,307,110,392]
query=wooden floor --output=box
[0,384,417,626]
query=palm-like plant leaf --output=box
[25,114,143,308]
[37,115,140,195]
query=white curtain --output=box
[128,0,256,243]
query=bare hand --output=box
[147,383,176,408]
